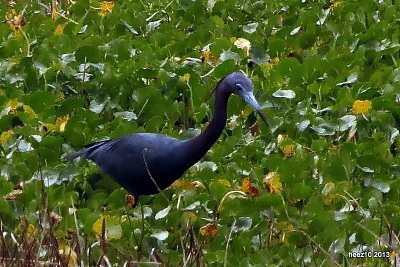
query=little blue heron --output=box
[68,72,268,204]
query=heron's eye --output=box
[236,84,243,90]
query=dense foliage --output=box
[0,0,399,266]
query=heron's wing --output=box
[66,140,110,160]
[69,133,185,195]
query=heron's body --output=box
[69,72,268,202]
[73,134,188,196]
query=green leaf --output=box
[328,237,345,254]
[243,22,258,34]
[363,177,390,193]
[272,89,296,99]
[155,205,171,220]
[75,46,102,63]
[151,230,169,241]
[114,111,137,121]
[219,51,241,63]
[214,60,236,78]
[232,217,252,232]
[121,20,139,35]
[336,72,358,86]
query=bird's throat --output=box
[185,90,230,165]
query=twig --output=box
[217,191,246,213]
[55,11,78,24]
[19,29,31,57]
[95,218,107,267]
[179,232,188,267]
[141,148,168,202]
[188,82,195,120]
[295,230,341,266]
[200,68,216,79]
[71,197,83,266]
[223,219,236,267]
[138,202,145,261]
[137,99,149,120]
[37,2,78,24]
[0,221,11,258]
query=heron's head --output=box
[221,72,269,126]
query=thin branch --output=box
[295,230,341,267]
[141,148,168,202]
[224,219,236,267]
[71,197,83,267]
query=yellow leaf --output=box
[59,245,78,267]
[55,90,65,100]
[321,182,336,205]
[240,107,252,118]
[26,223,37,241]
[352,100,372,115]
[277,221,293,232]
[218,179,231,187]
[390,251,398,264]
[6,9,16,20]
[312,37,324,50]
[55,115,69,132]
[54,23,66,35]
[51,0,58,21]
[330,144,340,155]
[199,223,218,237]
[39,121,55,132]
[6,99,20,113]
[321,182,335,196]
[330,0,342,9]
[280,144,296,158]
[239,177,259,197]
[99,1,115,17]
[263,172,283,193]
[92,215,108,237]
[171,179,196,190]
[322,195,335,205]
[261,64,273,73]
[40,116,68,132]
[200,50,216,65]
[16,221,37,242]
[0,130,13,145]
[260,57,280,74]
[276,221,293,242]
[271,57,280,65]
[23,105,38,118]
[92,215,122,240]
[181,212,197,225]
[179,73,190,84]
[171,179,205,190]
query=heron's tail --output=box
[65,140,110,161]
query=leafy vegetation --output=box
[1,0,399,266]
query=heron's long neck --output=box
[185,89,230,165]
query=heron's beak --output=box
[241,90,269,127]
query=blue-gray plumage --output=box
[68,72,268,202]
